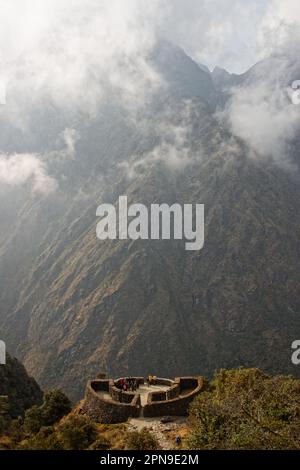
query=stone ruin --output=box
[82,376,204,423]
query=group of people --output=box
[116,375,158,391]
[146,375,157,386]
[117,377,139,392]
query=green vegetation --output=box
[125,428,161,450]
[20,426,64,450]
[0,386,130,450]
[24,390,72,433]
[0,396,9,435]
[57,415,98,450]
[3,367,300,450]
[0,388,72,449]
[0,354,42,418]
[188,368,300,450]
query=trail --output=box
[128,417,187,450]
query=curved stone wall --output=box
[82,376,204,423]
[143,377,204,418]
[82,380,140,424]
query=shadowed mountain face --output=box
[0,42,300,400]
[0,353,42,417]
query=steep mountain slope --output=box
[0,353,42,417]
[0,42,300,400]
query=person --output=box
[129,378,134,391]
[175,436,182,446]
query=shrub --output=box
[8,417,24,442]
[57,415,97,450]
[126,428,160,450]
[24,405,44,434]
[23,390,71,434]
[188,368,300,450]
[89,436,111,450]
[41,390,72,426]
[19,426,63,450]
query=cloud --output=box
[0,153,57,194]
[0,0,300,178]
[120,124,193,177]
[162,0,300,73]
[1,0,297,126]
[223,17,300,170]
[120,100,204,176]
[262,0,300,31]
[162,0,271,73]
[227,80,300,168]
[0,0,165,123]
[62,128,79,160]
[1,0,300,126]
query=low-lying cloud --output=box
[2,0,300,123]
[0,153,57,194]
[0,0,300,188]
[225,29,300,169]
[120,101,203,177]
[0,0,165,123]
[228,82,300,167]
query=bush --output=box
[126,428,160,450]
[8,417,24,442]
[19,426,63,450]
[89,436,111,450]
[188,368,300,450]
[0,416,7,435]
[23,390,71,434]
[41,390,72,426]
[24,405,43,434]
[57,415,97,450]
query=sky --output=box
[0,0,300,191]
[0,0,299,113]
[161,0,271,73]
[1,0,299,77]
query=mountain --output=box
[0,41,300,400]
[0,353,42,418]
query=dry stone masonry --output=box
[82,376,203,423]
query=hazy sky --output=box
[0,0,299,128]
[161,0,271,72]
[0,0,299,111]
[1,0,299,77]
[0,0,299,192]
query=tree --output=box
[57,415,97,450]
[0,396,10,434]
[188,368,300,450]
[24,405,43,434]
[41,390,72,426]
[23,389,72,434]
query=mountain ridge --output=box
[0,42,300,400]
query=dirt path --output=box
[128,417,187,450]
